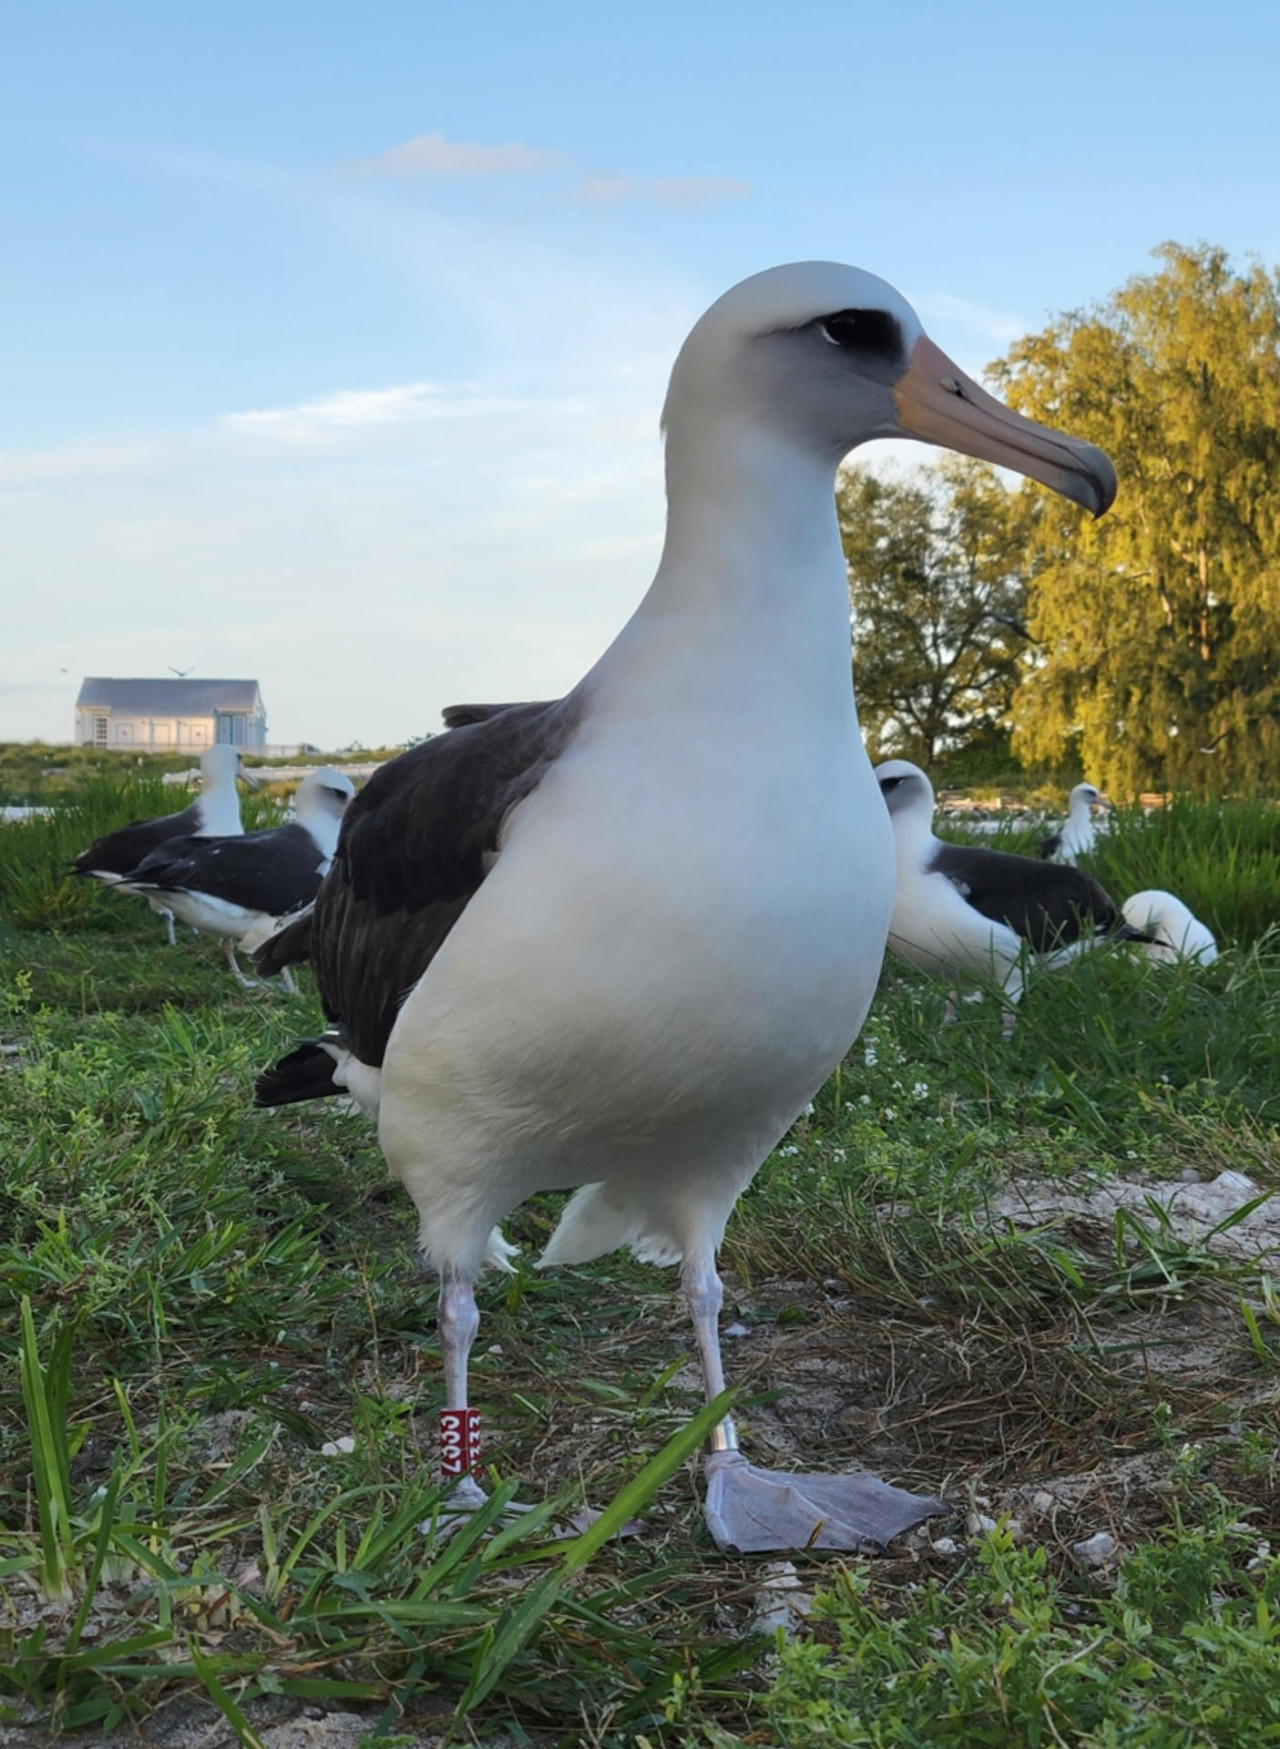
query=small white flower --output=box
[882,1106,897,1122]
[863,1046,878,1066]
[912,1082,929,1100]
[779,1144,800,1158]
[1125,1149,1137,1160]
[803,1102,815,1115]
[859,1094,872,1106]
[832,1148,847,1161]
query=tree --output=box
[994,243,1280,796]
[841,457,1033,766]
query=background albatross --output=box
[257,261,1116,1553]
[878,760,1147,1032]
[70,743,253,943]
[1038,781,1106,864]
[123,768,354,987]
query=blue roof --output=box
[76,678,263,714]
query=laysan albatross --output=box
[256,262,1117,1553]
[1121,889,1219,965]
[1038,781,1105,864]
[877,760,1147,1030]
[70,743,254,943]
[121,767,354,988]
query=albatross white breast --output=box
[256,261,1117,1553]
[122,768,354,987]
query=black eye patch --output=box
[819,308,903,357]
[879,775,904,792]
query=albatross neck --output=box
[199,765,244,836]
[603,422,856,717]
[296,803,342,862]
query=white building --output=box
[75,678,268,751]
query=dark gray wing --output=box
[302,694,577,1068]
[71,800,203,878]
[440,700,554,729]
[124,824,326,917]
[928,840,1126,951]
[1036,831,1063,861]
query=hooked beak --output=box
[895,336,1117,518]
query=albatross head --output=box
[874,759,937,827]
[294,767,357,822]
[200,744,258,789]
[665,261,1116,516]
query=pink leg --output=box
[438,1275,482,1493]
[683,1251,737,1452]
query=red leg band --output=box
[439,1407,481,1479]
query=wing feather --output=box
[302,696,578,1066]
[928,840,1124,951]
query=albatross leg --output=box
[222,938,260,990]
[437,1273,486,1509]
[279,965,299,996]
[429,1266,641,1536]
[162,908,176,948]
[686,1249,945,1553]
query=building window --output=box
[93,716,108,744]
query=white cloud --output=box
[338,129,749,211]
[579,173,751,208]
[345,131,567,178]
[911,291,1028,348]
[223,382,551,445]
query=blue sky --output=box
[3,0,1277,745]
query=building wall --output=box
[75,699,267,750]
[76,711,216,749]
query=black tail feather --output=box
[253,906,314,979]
[1117,923,1159,945]
[255,1041,339,1108]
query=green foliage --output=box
[995,243,1280,795]
[760,1509,1280,1748]
[840,458,1035,764]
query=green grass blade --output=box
[456,1387,734,1716]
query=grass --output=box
[0,786,1278,1744]
[0,742,415,809]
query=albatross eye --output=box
[818,308,902,356]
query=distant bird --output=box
[877,761,1146,1032]
[1038,782,1105,864]
[1122,890,1219,966]
[121,768,355,987]
[252,260,1116,1554]
[168,665,195,678]
[70,743,253,944]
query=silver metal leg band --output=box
[707,1414,740,1453]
